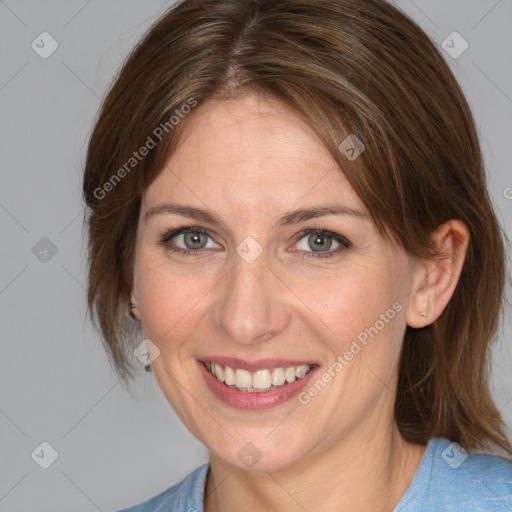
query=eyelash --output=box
[158,225,351,259]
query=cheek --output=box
[134,257,210,346]
[304,268,406,363]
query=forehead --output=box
[142,94,366,216]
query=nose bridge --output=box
[213,249,289,345]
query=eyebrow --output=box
[144,202,369,228]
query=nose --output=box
[212,249,291,345]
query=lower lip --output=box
[197,361,318,410]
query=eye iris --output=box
[184,231,207,249]
[308,233,331,252]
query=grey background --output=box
[0,1,511,510]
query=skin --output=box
[130,93,469,512]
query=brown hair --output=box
[83,0,512,456]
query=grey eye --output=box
[296,232,340,252]
[172,230,217,250]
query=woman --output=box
[83,0,512,510]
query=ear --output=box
[129,288,140,321]
[406,220,470,328]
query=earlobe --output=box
[406,220,470,328]
[406,287,432,328]
[129,291,140,321]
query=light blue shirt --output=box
[117,437,512,511]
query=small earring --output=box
[420,312,427,317]
[129,303,138,320]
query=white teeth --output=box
[295,365,308,378]
[285,367,296,383]
[205,362,313,391]
[224,366,236,386]
[253,369,272,389]
[235,368,252,388]
[271,367,286,386]
[214,363,224,383]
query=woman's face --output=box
[132,94,420,471]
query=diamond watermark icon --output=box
[31,32,59,59]
[236,236,263,264]
[441,32,468,60]
[237,442,262,468]
[441,441,468,469]
[32,237,58,263]
[134,339,161,367]
[31,441,59,469]
[338,134,366,161]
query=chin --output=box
[206,428,315,473]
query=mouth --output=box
[197,358,319,409]
[201,360,314,392]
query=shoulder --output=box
[116,464,209,512]
[397,438,512,511]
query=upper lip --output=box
[198,357,317,372]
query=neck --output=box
[204,424,426,512]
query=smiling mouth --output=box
[202,361,315,392]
